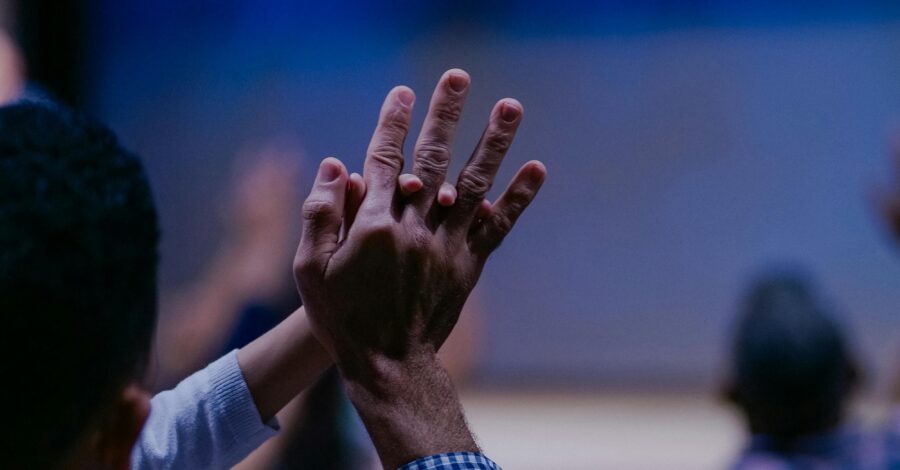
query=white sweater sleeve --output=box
[130,350,279,469]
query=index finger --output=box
[362,86,415,210]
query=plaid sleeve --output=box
[397,452,500,470]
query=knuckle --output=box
[433,101,463,125]
[415,142,450,175]
[484,129,513,155]
[381,109,410,137]
[458,169,492,201]
[358,221,395,243]
[369,148,404,171]
[370,149,403,171]
[292,258,309,276]
[301,199,335,222]
[292,253,318,279]
[369,114,409,170]
[505,186,534,210]
[491,211,515,236]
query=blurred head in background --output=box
[725,273,860,442]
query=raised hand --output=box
[294,69,545,369]
[293,69,545,469]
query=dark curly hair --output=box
[0,102,159,468]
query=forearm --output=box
[237,306,332,421]
[341,353,479,470]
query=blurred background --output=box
[6,1,900,468]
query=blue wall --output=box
[92,2,900,388]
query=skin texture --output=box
[237,307,332,421]
[294,69,546,469]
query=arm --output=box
[342,355,479,468]
[132,351,279,470]
[237,306,331,421]
[132,307,331,469]
[294,69,545,469]
[136,160,433,469]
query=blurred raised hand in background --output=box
[153,142,303,388]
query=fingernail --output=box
[397,88,415,106]
[500,100,521,122]
[448,71,468,92]
[319,159,342,182]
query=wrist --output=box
[338,352,479,470]
[339,351,437,400]
[237,307,332,421]
[335,345,436,391]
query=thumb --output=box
[296,157,348,276]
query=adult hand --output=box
[294,68,545,373]
[293,69,545,469]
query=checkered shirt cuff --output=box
[397,452,500,470]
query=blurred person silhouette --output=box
[724,273,869,469]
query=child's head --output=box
[0,103,159,468]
